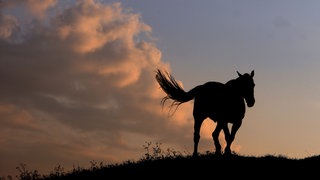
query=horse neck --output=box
[225,79,243,96]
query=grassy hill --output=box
[38,153,320,179]
[5,142,320,180]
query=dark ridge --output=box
[10,153,318,180]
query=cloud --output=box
[0,0,199,176]
[0,13,19,40]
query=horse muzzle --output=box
[247,99,255,107]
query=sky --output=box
[1,0,320,177]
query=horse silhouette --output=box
[155,69,255,156]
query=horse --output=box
[155,69,255,156]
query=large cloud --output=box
[0,0,204,177]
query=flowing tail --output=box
[155,69,194,113]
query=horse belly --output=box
[194,94,245,123]
[220,103,245,123]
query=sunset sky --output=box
[2,0,320,177]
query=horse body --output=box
[190,81,246,123]
[155,69,255,156]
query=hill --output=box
[11,152,320,180]
[6,142,320,179]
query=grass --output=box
[2,141,320,180]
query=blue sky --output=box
[122,1,320,101]
[124,0,320,158]
[1,0,320,177]
[123,0,320,153]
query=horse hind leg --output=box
[222,124,232,155]
[192,115,205,157]
[212,122,223,155]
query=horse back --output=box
[189,81,232,99]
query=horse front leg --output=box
[212,122,223,155]
[224,120,242,155]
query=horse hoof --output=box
[223,150,232,156]
[192,152,198,157]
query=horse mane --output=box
[224,77,239,92]
[225,74,248,92]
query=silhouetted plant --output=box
[141,141,183,161]
[69,165,84,174]
[89,160,104,171]
[15,163,41,180]
[165,147,182,158]
[0,176,13,180]
[47,165,65,178]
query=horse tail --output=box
[155,69,194,112]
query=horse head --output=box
[237,70,255,107]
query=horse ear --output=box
[250,70,254,77]
[237,71,242,77]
